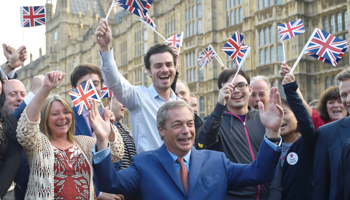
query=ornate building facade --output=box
[18,0,349,124]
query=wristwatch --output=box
[6,60,15,70]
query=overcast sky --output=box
[0,0,57,66]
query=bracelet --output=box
[6,61,15,70]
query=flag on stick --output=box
[164,34,183,48]
[20,6,46,27]
[69,79,101,115]
[234,44,251,68]
[291,28,348,73]
[198,45,217,68]
[222,31,244,60]
[115,0,153,18]
[278,19,305,42]
[101,83,114,99]
[140,14,156,30]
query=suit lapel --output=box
[339,117,350,145]
[155,145,187,196]
[188,147,203,199]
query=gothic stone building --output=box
[18,0,349,124]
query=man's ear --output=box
[146,68,152,77]
[158,125,165,139]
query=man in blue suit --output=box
[92,87,283,199]
[314,68,350,200]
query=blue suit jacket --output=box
[313,116,350,200]
[93,140,280,200]
[73,106,94,136]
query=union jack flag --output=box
[304,28,347,62]
[20,6,46,27]
[222,31,244,60]
[278,19,305,42]
[101,83,114,99]
[198,45,217,68]
[234,44,251,67]
[306,42,349,66]
[164,34,183,48]
[115,0,153,18]
[140,14,156,30]
[69,79,101,115]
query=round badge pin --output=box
[286,152,298,165]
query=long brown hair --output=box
[40,95,75,142]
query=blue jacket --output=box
[313,115,350,200]
[93,140,280,200]
[282,81,317,200]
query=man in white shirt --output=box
[95,18,178,153]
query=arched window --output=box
[344,11,348,30]
[337,12,343,32]
[332,75,337,86]
[258,0,263,9]
[270,47,274,62]
[265,48,269,63]
[323,17,329,32]
[259,29,263,46]
[265,27,269,45]
[325,77,330,89]
[200,97,205,112]
[260,49,264,64]
[330,14,335,33]
[270,25,273,44]
[231,11,234,25]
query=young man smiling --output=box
[95,18,178,153]
[197,69,282,200]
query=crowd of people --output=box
[0,18,349,200]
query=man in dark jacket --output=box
[197,69,281,200]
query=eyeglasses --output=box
[233,83,249,90]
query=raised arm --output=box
[280,62,313,116]
[26,71,65,122]
[282,73,317,147]
[95,19,140,111]
[1,44,27,77]
[197,83,234,149]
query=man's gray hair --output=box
[336,68,350,82]
[251,75,271,88]
[157,100,193,130]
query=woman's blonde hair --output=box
[40,95,75,143]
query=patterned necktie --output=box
[176,157,188,195]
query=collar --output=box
[149,84,178,100]
[167,149,191,163]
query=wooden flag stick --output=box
[105,2,115,19]
[290,28,317,73]
[209,44,225,66]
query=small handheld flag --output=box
[20,6,46,27]
[278,19,305,42]
[164,34,183,48]
[101,83,114,99]
[198,45,217,68]
[222,31,244,61]
[69,79,101,115]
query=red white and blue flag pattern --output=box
[304,28,348,65]
[115,0,153,18]
[278,19,305,42]
[234,44,251,67]
[164,34,183,48]
[222,31,244,60]
[101,83,114,99]
[140,14,156,30]
[198,45,217,68]
[69,79,101,115]
[306,42,349,66]
[20,6,46,27]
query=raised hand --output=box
[282,73,295,85]
[279,62,291,79]
[89,100,111,151]
[95,18,112,53]
[2,43,15,60]
[43,71,65,90]
[8,46,27,69]
[218,83,234,106]
[258,87,283,138]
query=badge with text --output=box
[286,152,298,165]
